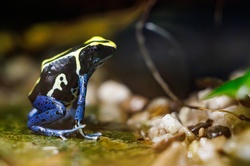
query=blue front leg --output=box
[74,74,88,124]
[27,95,85,140]
[74,74,101,140]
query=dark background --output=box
[1,0,250,99]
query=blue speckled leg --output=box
[74,74,101,140]
[27,95,85,140]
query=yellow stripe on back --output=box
[41,49,71,71]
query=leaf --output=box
[203,69,250,100]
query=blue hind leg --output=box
[27,95,85,140]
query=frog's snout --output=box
[99,44,116,61]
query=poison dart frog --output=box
[28,36,116,140]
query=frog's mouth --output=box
[91,58,106,69]
[91,46,115,69]
[89,59,106,75]
[98,46,115,61]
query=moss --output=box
[0,105,155,166]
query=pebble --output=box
[178,106,209,127]
[162,113,183,134]
[152,142,190,166]
[122,95,148,113]
[223,128,250,161]
[206,125,231,139]
[98,103,127,123]
[145,97,171,118]
[97,80,131,104]
[198,88,235,109]
[97,80,131,123]
[127,112,150,128]
[188,137,228,165]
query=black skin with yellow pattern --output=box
[27,36,116,140]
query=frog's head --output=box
[80,36,116,72]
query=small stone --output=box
[97,80,131,104]
[223,128,250,161]
[199,88,235,109]
[153,132,186,152]
[127,112,150,129]
[162,113,183,134]
[151,133,173,144]
[188,119,213,137]
[198,128,206,137]
[122,95,148,113]
[86,82,98,106]
[152,142,190,166]
[97,80,131,123]
[147,122,167,141]
[206,125,231,139]
[145,97,171,118]
[179,106,209,127]
[98,104,127,123]
[188,137,227,165]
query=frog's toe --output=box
[74,123,101,140]
[74,124,86,130]
[82,132,102,140]
[85,132,102,140]
[90,132,102,137]
[81,132,102,140]
[60,135,67,141]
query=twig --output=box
[186,104,250,121]
[135,0,250,122]
[135,0,180,102]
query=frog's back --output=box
[28,53,80,106]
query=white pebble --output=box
[97,80,131,104]
[162,113,183,134]
[198,88,234,109]
[223,128,250,161]
[127,112,150,128]
[151,133,172,143]
[98,104,127,123]
[123,95,148,113]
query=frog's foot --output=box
[75,124,102,140]
[58,125,86,140]
[29,124,86,141]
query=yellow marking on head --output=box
[88,41,116,49]
[84,36,105,43]
[84,36,117,49]
[40,36,116,71]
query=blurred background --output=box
[1,0,250,106]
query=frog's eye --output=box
[89,46,98,53]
